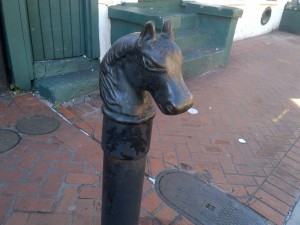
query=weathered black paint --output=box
[101,153,146,225]
[99,20,193,225]
[102,115,153,160]
[99,20,193,124]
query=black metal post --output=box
[101,115,153,225]
[99,20,193,225]
[101,154,146,224]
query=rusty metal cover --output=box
[16,115,59,135]
[155,170,270,225]
[0,129,20,153]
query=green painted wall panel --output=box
[70,0,82,56]
[79,0,85,54]
[49,0,64,59]
[60,0,72,57]
[90,0,100,58]
[84,0,99,58]
[1,0,33,90]
[27,0,44,60]
[83,0,91,57]
[39,0,55,59]
[27,0,89,60]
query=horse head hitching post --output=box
[99,20,194,225]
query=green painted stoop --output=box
[279,4,300,35]
[33,57,99,103]
[109,0,243,79]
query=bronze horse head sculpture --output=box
[99,20,193,124]
[100,21,194,225]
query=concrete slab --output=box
[286,198,300,225]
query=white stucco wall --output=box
[184,0,289,40]
[98,0,138,59]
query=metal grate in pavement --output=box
[16,115,60,135]
[155,170,271,225]
[0,129,20,153]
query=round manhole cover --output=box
[16,115,60,135]
[0,129,21,153]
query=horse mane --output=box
[100,33,139,76]
[99,32,140,115]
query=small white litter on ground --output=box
[68,205,76,211]
[188,108,199,115]
[148,177,156,185]
[238,139,246,144]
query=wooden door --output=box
[27,0,98,61]
[0,0,99,90]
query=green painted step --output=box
[34,67,99,103]
[279,5,300,35]
[34,56,99,79]
[182,48,225,79]
[109,5,196,32]
[175,13,197,30]
[109,1,241,81]
[175,29,209,53]
[32,48,224,102]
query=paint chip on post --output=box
[238,139,246,144]
[188,108,199,115]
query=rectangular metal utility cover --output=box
[155,170,272,225]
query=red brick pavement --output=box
[1,31,300,225]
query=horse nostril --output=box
[155,85,194,115]
[166,103,174,112]
[163,96,193,115]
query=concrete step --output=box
[109,4,196,36]
[175,29,209,53]
[175,13,198,30]
[182,47,225,79]
[34,67,99,103]
[109,0,240,81]
[33,49,225,102]
[33,56,99,80]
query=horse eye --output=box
[142,57,166,73]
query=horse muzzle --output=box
[156,85,194,115]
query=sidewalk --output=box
[1,31,300,225]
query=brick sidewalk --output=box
[1,31,300,225]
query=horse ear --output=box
[162,20,174,40]
[138,21,156,46]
